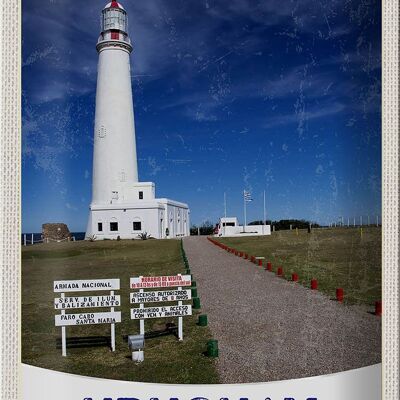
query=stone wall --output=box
[42,223,71,242]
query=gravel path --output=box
[184,236,381,383]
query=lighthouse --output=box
[86,1,190,240]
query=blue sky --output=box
[22,0,381,232]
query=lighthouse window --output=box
[98,223,103,232]
[103,9,126,32]
[133,222,142,231]
[139,191,143,200]
[110,222,119,231]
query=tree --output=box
[199,220,215,235]
[190,225,198,236]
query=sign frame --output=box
[53,278,121,356]
[130,274,192,341]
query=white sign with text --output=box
[53,279,120,292]
[130,305,192,319]
[130,289,191,304]
[130,274,191,289]
[54,295,121,310]
[55,311,121,326]
[53,278,120,356]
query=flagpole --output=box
[243,190,246,233]
[263,190,266,234]
[224,192,227,218]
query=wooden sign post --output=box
[129,274,192,341]
[53,279,121,357]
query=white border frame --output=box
[0,0,399,398]
[382,1,399,398]
[0,0,21,398]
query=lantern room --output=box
[101,1,128,33]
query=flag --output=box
[244,190,253,202]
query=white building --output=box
[216,217,271,237]
[85,1,189,240]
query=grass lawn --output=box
[216,227,381,306]
[22,239,218,383]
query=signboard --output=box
[54,279,120,293]
[130,305,192,320]
[130,289,191,304]
[54,295,121,310]
[54,277,120,356]
[130,275,191,289]
[55,311,121,326]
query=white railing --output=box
[22,235,76,246]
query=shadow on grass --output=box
[122,323,179,342]
[56,336,111,349]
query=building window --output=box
[98,223,103,232]
[133,221,142,231]
[110,222,118,231]
[139,191,143,200]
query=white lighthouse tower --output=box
[86,1,190,240]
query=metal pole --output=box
[347,217,350,227]
[24,234,26,246]
[243,190,247,233]
[110,290,115,351]
[178,285,183,341]
[61,293,67,357]
[360,215,363,226]
[263,190,266,235]
[139,288,144,336]
[224,192,227,218]
[376,215,379,227]
[31,233,34,245]
[353,217,356,227]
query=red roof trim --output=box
[110,1,120,8]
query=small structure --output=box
[42,223,71,243]
[215,217,271,237]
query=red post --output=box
[292,273,298,282]
[258,259,263,267]
[266,262,272,271]
[336,288,344,302]
[244,253,248,259]
[311,279,318,290]
[375,301,382,316]
[277,267,283,276]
